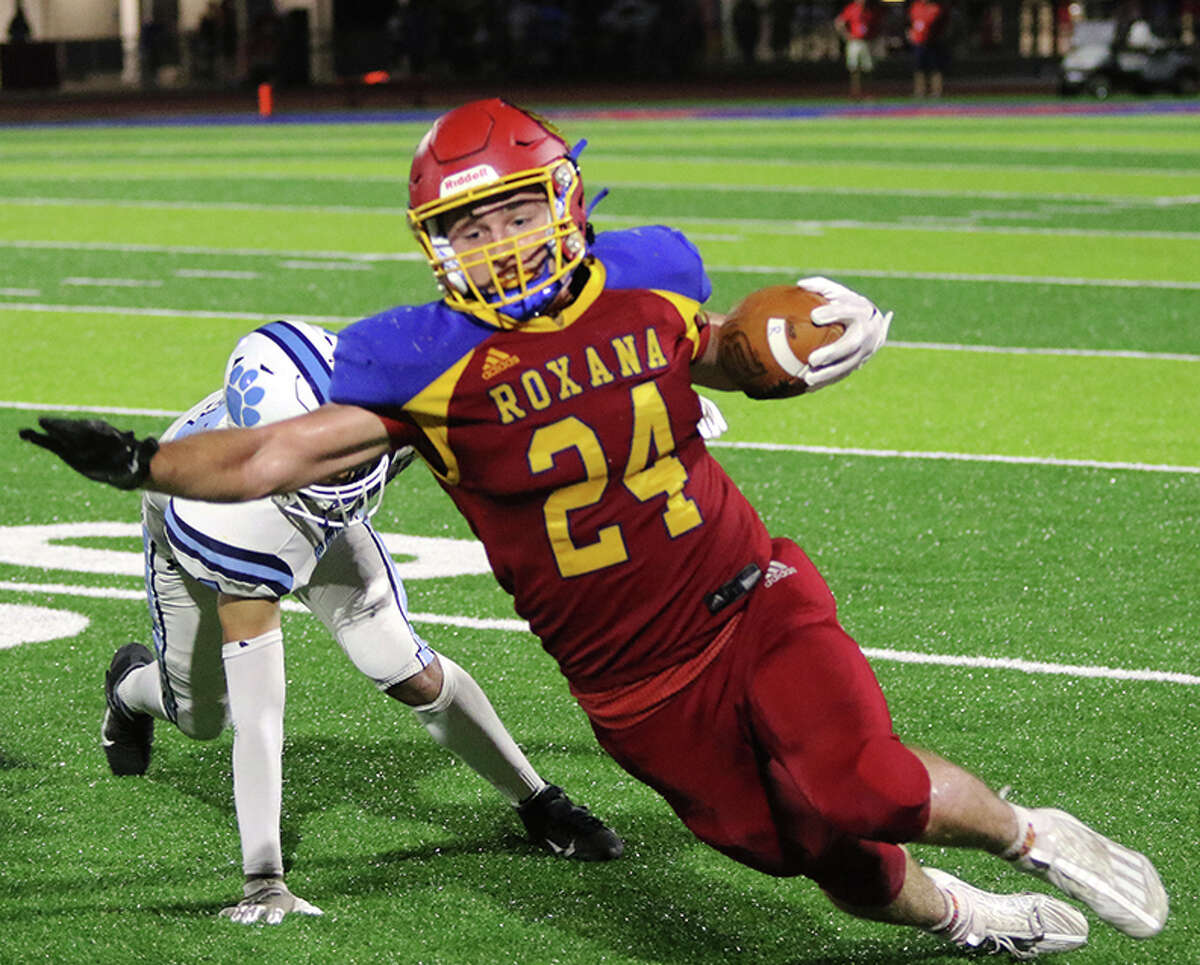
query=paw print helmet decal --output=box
[223,321,391,527]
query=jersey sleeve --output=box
[331,302,493,414]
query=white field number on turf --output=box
[0,521,1196,686]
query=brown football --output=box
[716,285,842,399]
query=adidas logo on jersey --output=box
[763,560,797,587]
[481,347,520,380]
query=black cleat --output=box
[518,784,624,861]
[101,643,155,776]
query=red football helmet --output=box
[407,99,588,324]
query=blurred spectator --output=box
[976,2,1002,51]
[657,0,706,75]
[389,0,436,79]
[598,0,660,76]
[1182,0,1197,44]
[907,0,948,97]
[140,18,166,88]
[527,1,572,75]
[7,2,32,44]
[700,0,724,63]
[246,10,280,86]
[194,3,220,82]
[769,0,797,59]
[834,0,882,96]
[218,0,239,84]
[733,0,762,62]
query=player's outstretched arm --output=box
[21,404,394,502]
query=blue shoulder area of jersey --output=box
[592,225,713,304]
[329,227,710,412]
[331,300,492,411]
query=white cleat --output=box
[926,867,1089,960]
[1007,807,1168,938]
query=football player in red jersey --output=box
[25,99,1166,956]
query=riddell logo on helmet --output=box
[440,164,499,197]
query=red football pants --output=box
[589,538,930,907]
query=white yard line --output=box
[61,277,163,288]
[708,440,1200,475]
[5,184,1200,209]
[2,301,1196,361]
[596,212,1200,243]
[590,154,1200,180]
[279,259,374,271]
[2,196,409,215]
[858,645,1200,686]
[711,265,1200,292]
[0,302,358,324]
[174,268,261,280]
[0,287,39,296]
[0,400,183,417]
[886,342,1200,362]
[1,578,1194,686]
[8,194,1200,241]
[0,239,419,261]
[603,180,1200,203]
[7,261,1200,296]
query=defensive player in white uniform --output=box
[101,321,623,924]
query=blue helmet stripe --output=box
[258,321,333,404]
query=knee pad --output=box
[843,735,931,842]
[803,735,930,843]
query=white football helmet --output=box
[223,320,394,527]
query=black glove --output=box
[386,444,417,482]
[19,417,159,490]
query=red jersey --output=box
[836,1,881,40]
[332,228,773,692]
[908,0,944,45]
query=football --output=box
[716,285,843,398]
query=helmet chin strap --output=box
[431,235,469,295]
[486,257,562,321]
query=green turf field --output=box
[1,100,1197,964]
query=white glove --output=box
[219,877,323,925]
[795,276,893,391]
[696,394,728,441]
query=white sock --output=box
[412,656,544,806]
[931,883,959,933]
[1003,803,1037,862]
[222,628,286,878]
[116,661,168,720]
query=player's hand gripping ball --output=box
[716,285,844,398]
